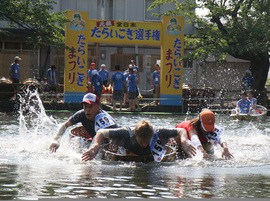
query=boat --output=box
[230,105,268,121]
[69,126,92,152]
[69,125,177,162]
[102,143,177,163]
[0,77,15,101]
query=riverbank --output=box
[2,98,268,116]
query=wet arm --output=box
[81,130,107,161]
[49,120,71,152]
[220,142,234,159]
[175,128,197,157]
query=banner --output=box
[160,16,184,106]
[64,11,89,102]
[89,20,162,46]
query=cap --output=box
[199,109,215,132]
[81,93,100,105]
[14,56,21,61]
[91,69,98,75]
[245,69,251,74]
[101,64,106,67]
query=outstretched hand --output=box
[49,141,60,153]
[181,140,197,158]
[81,149,96,161]
[222,148,234,160]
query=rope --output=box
[140,88,154,92]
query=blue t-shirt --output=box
[47,68,58,86]
[111,71,125,90]
[152,70,160,86]
[127,74,137,92]
[237,99,252,114]
[242,75,254,90]
[91,74,103,91]
[99,69,109,81]
[10,62,20,79]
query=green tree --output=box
[150,0,270,94]
[0,0,68,49]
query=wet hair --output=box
[134,120,154,139]
[189,117,205,137]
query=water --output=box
[1,91,270,199]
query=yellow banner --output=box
[89,20,162,46]
[160,16,184,96]
[64,11,89,102]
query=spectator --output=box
[152,63,160,105]
[87,62,96,93]
[98,64,110,87]
[91,70,103,99]
[127,67,138,111]
[9,56,21,84]
[47,65,58,93]
[241,69,254,92]
[111,65,125,111]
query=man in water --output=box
[81,120,197,162]
[49,93,118,152]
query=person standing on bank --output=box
[152,63,160,105]
[98,64,110,87]
[9,56,21,84]
[49,93,118,153]
[111,65,125,111]
[91,69,103,99]
[241,69,254,92]
[47,65,58,93]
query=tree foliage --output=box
[0,0,68,49]
[150,0,270,92]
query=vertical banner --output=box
[64,11,88,102]
[160,16,184,106]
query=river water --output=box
[1,92,270,199]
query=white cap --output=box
[14,56,21,61]
[101,64,106,67]
[81,93,100,105]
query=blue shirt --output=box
[47,68,58,86]
[91,74,103,91]
[237,99,252,114]
[111,71,125,90]
[10,62,20,79]
[99,69,109,81]
[242,75,254,90]
[152,70,160,86]
[127,74,137,92]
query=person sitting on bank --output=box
[175,109,234,160]
[235,92,252,114]
[49,93,118,153]
[81,120,197,162]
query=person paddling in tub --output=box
[49,93,118,152]
[81,120,197,162]
[176,108,234,160]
